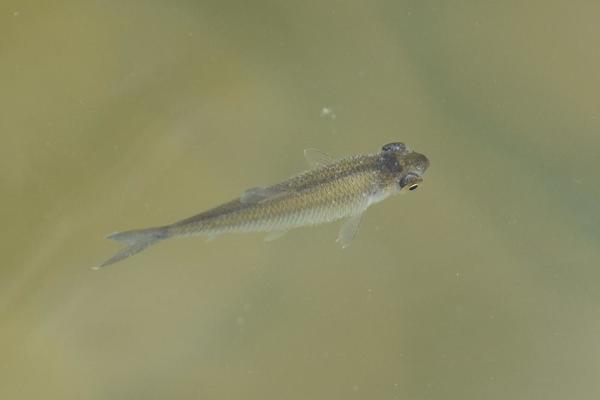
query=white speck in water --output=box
[320,107,336,119]
[236,316,245,326]
[13,11,20,17]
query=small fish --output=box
[97,142,429,268]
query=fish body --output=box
[98,142,429,268]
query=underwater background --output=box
[2,1,599,399]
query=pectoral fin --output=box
[304,148,335,168]
[336,213,363,248]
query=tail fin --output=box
[95,226,169,269]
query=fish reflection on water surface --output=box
[97,142,429,268]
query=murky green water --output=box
[2,1,599,399]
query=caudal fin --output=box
[95,226,169,269]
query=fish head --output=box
[379,142,430,193]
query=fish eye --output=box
[399,173,421,191]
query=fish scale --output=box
[173,170,373,236]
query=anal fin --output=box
[264,230,287,241]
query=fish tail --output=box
[95,226,169,269]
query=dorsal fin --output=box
[240,187,287,204]
[303,148,335,168]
